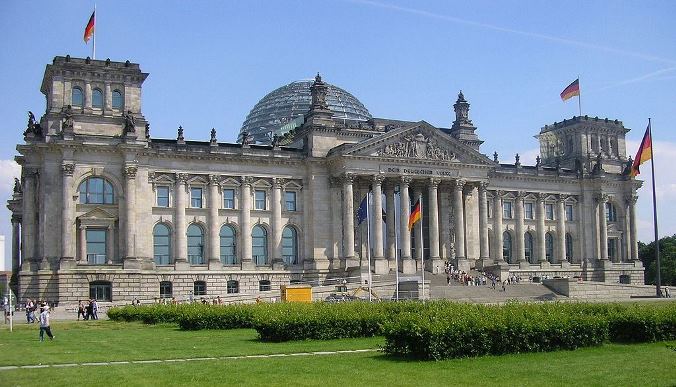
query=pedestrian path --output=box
[0,348,379,371]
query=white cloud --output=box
[0,159,20,195]
[0,159,20,271]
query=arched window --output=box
[565,233,573,262]
[92,88,104,109]
[259,280,271,292]
[187,224,204,265]
[502,231,512,263]
[282,226,298,265]
[252,225,268,265]
[220,225,237,265]
[193,280,206,296]
[227,280,239,294]
[524,232,534,263]
[605,202,617,222]
[78,177,114,204]
[112,90,123,110]
[159,281,172,299]
[89,281,112,301]
[153,224,171,265]
[545,232,554,262]
[72,87,84,107]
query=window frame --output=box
[86,228,107,264]
[156,186,170,207]
[159,281,173,299]
[227,280,239,294]
[524,202,534,220]
[92,88,104,109]
[153,223,172,265]
[254,190,267,210]
[190,187,203,208]
[605,202,617,222]
[259,280,271,292]
[112,89,123,110]
[502,231,512,263]
[187,224,205,265]
[524,232,534,263]
[502,201,513,219]
[252,225,268,265]
[193,280,207,296]
[89,281,112,302]
[545,232,554,262]
[282,226,298,265]
[223,188,235,209]
[565,233,573,262]
[219,224,237,265]
[79,177,115,205]
[284,191,297,212]
[72,86,84,107]
[565,204,574,221]
[545,203,555,220]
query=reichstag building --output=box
[7,56,644,304]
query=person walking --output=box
[92,299,99,320]
[77,301,85,320]
[39,305,54,342]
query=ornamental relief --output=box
[377,133,458,162]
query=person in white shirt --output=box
[39,305,54,342]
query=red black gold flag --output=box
[408,199,421,231]
[560,78,580,101]
[84,11,95,43]
[630,125,653,177]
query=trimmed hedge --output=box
[382,302,676,360]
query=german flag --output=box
[560,78,580,101]
[408,199,421,231]
[630,125,652,177]
[84,11,95,43]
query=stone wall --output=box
[543,278,656,300]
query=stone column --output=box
[428,178,441,272]
[11,217,20,273]
[342,174,356,267]
[536,193,547,264]
[385,183,396,269]
[515,191,527,266]
[556,195,566,264]
[79,225,86,263]
[21,169,36,272]
[598,194,609,261]
[373,175,388,274]
[240,176,254,269]
[493,190,504,262]
[452,180,466,259]
[400,177,415,274]
[174,173,188,269]
[478,183,490,267]
[413,185,423,270]
[628,195,638,261]
[60,163,76,268]
[84,81,92,112]
[104,82,112,114]
[271,178,284,269]
[208,175,222,269]
[123,165,139,269]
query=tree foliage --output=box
[638,234,676,285]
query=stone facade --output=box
[8,57,644,305]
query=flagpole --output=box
[366,192,372,302]
[92,4,96,60]
[648,118,661,297]
[419,193,425,302]
[394,190,400,301]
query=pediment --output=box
[338,121,493,165]
[79,207,116,220]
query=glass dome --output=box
[239,80,372,144]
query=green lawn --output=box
[1,321,675,386]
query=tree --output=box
[638,234,676,286]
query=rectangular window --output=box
[223,188,235,209]
[86,229,107,264]
[524,203,534,219]
[487,200,492,218]
[285,191,297,211]
[566,204,574,221]
[156,186,170,207]
[502,201,513,219]
[255,190,266,210]
[191,187,203,208]
[545,203,554,220]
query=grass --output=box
[1,321,675,386]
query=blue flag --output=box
[356,196,368,224]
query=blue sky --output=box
[1,1,675,270]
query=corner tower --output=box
[449,91,483,151]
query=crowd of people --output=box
[444,262,525,292]
[76,299,99,320]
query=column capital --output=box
[272,177,286,188]
[625,194,638,205]
[328,176,341,188]
[400,176,413,186]
[428,177,441,188]
[342,173,355,185]
[556,194,567,203]
[515,191,526,201]
[596,193,609,203]
[209,174,220,186]
[123,165,138,179]
[494,189,504,198]
[61,163,75,176]
[176,172,189,184]
[536,192,546,203]
[240,175,255,186]
[372,174,385,186]
[453,179,466,190]
[478,181,489,193]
